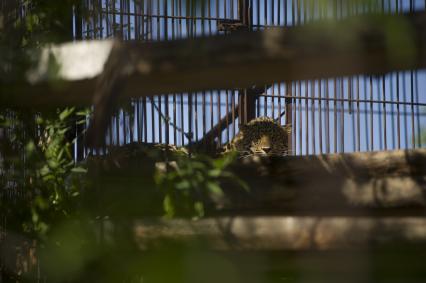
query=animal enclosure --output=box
[2,1,426,282]
[71,0,426,159]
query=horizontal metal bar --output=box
[259,94,426,107]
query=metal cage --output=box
[73,0,426,158]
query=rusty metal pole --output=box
[238,0,257,126]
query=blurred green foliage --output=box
[155,151,248,218]
[0,108,88,237]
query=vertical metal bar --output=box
[217,90,222,147]
[396,72,401,149]
[99,0,103,38]
[201,0,205,36]
[137,99,141,142]
[284,0,288,25]
[202,91,206,139]
[127,0,131,39]
[116,111,121,145]
[264,0,267,26]
[165,95,170,145]
[173,94,177,145]
[311,80,316,154]
[195,92,198,142]
[245,89,249,124]
[296,0,300,25]
[257,88,261,116]
[112,0,116,37]
[305,81,309,155]
[143,97,148,142]
[238,91,242,125]
[278,83,282,125]
[172,0,176,38]
[179,0,182,38]
[257,0,260,28]
[264,85,267,116]
[231,0,234,18]
[382,76,387,150]
[285,84,293,155]
[370,76,374,151]
[356,75,360,151]
[277,0,281,25]
[181,93,184,145]
[402,72,408,148]
[415,71,421,147]
[410,70,415,148]
[192,0,196,36]
[120,0,125,39]
[226,90,230,142]
[123,109,127,145]
[333,79,337,153]
[291,83,296,154]
[189,92,193,146]
[350,77,355,152]
[151,96,155,142]
[105,0,110,37]
[159,95,162,143]
[134,0,139,40]
[142,0,146,40]
[325,79,330,153]
[232,90,236,138]
[298,82,302,154]
[210,91,214,146]
[319,79,323,153]
[156,0,160,40]
[272,84,275,119]
[340,78,344,152]
[164,0,168,40]
[208,0,212,34]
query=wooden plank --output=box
[133,216,426,251]
[1,11,426,109]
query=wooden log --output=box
[90,148,426,214]
[221,149,426,214]
[1,11,426,108]
[133,216,426,251]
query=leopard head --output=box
[226,117,291,156]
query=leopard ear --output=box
[283,124,292,134]
[240,124,247,132]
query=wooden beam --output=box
[1,11,426,108]
[133,216,426,251]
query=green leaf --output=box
[163,194,175,218]
[176,180,191,190]
[208,169,222,178]
[59,107,75,121]
[206,182,223,196]
[193,201,204,218]
[71,167,87,174]
[25,141,36,155]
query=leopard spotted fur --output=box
[223,117,291,156]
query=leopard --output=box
[223,117,292,157]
